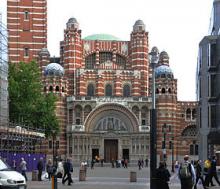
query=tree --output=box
[8,61,59,137]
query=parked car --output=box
[0,159,26,189]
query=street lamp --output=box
[51,130,56,167]
[162,123,167,162]
[149,47,159,189]
[171,135,174,173]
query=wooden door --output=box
[104,139,118,162]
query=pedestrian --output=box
[121,159,124,168]
[12,160,17,171]
[37,157,44,181]
[111,158,115,168]
[208,155,220,186]
[91,159,95,169]
[19,158,27,181]
[156,161,171,189]
[145,158,149,167]
[62,158,73,185]
[100,158,104,167]
[178,155,196,189]
[138,159,142,170]
[46,159,53,181]
[175,160,179,173]
[124,159,128,168]
[141,158,144,168]
[57,159,64,178]
[204,157,214,187]
[194,160,207,189]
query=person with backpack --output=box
[178,155,196,189]
[209,155,220,186]
[204,158,215,187]
[194,160,207,189]
[156,161,171,189]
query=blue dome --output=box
[44,63,64,77]
[155,65,173,78]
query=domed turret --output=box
[151,46,159,54]
[155,65,173,79]
[159,51,169,65]
[133,19,145,32]
[66,17,79,30]
[39,48,50,56]
[44,63,64,77]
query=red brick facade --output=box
[7,0,198,163]
[7,0,47,63]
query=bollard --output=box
[79,167,86,181]
[32,170,38,181]
[51,175,58,189]
[130,171,137,182]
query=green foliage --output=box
[8,61,59,137]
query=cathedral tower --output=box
[7,0,47,63]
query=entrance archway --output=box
[84,103,139,132]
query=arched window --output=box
[24,11,29,20]
[186,108,191,119]
[189,143,199,155]
[168,88,172,93]
[84,105,92,119]
[116,54,126,66]
[99,52,112,63]
[156,88,159,94]
[85,53,96,69]
[105,84,112,96]
[62,87,65,92]
[49,86,53,92]
[141,106,148,125]
[132,106,139,119]
[192,109,196,120]
[55,86,59,92]
[162,88,166,94]
[123,84,131,97]
[68,109,73,125]
[181,125,197,137]
[75,105,82,125]
[44,86,47,92]
[87,83,95,96]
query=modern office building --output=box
[197,0,220,161]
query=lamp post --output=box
[149,47,159,189]
[171,136,174,173]
[162,123,167,162]
[51,130,56,167]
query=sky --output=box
[0,0,213,101]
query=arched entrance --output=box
[84,103,139,162]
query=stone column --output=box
[118,138,122,159]
[100,138,104,160]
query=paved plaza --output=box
[26,165,220,189]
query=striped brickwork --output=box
[7,0,47,63]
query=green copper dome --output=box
[84,34,120,41]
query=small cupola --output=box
[159,51,169,66]
[66,17,79,30]
[44,63,64,77]
[133,19,145,32]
